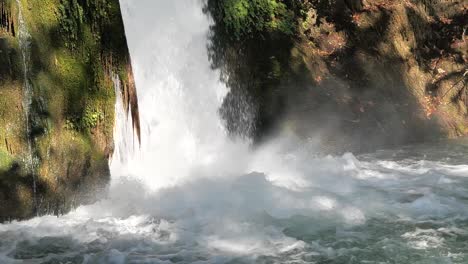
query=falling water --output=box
[0,1,467,263]
[15,0,37,214]
[110,73,138,177]
[111,0,250,189]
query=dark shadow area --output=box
[0,162,38,221]
[203,4,302,139]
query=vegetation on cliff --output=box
[205,0,467,150]
[209,0,302,38]
[0,0,138,220]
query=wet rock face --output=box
[206,0,467,152]
[0,1,15,36]
[0,0,137,220]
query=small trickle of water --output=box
[110,73,138,177]
[15,0,37,213]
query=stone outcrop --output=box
[206,0,467,152]
[0,0,139,220]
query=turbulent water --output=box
[1,0,468,263]
[1,140,468,263]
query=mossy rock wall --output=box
[0,0,138,220]
[206,0,467,152]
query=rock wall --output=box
[206,0,467,152]
[0,0,139,220]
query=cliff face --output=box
[206,0,467,151]
[0,0,138,220]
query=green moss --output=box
[21,0,124,137]
[0,0,131,219]
[22,0,120,137]
[0,150,13,169]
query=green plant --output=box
[57,0,84,49]
[65,106,104,131]
[82,106,103,129]
[216,0,299,39]
[78,0,111,31]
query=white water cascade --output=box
[110,0,250,190]
[0,1,467,263]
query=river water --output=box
[1,0,467,263]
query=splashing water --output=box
[1,1,468,263]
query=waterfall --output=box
[15,0,37,213]
[114,0,250,189]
